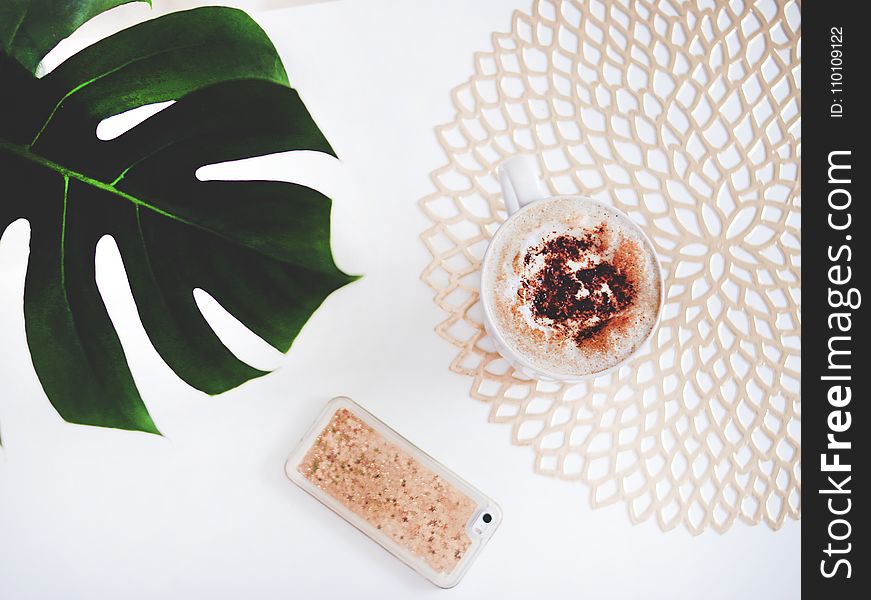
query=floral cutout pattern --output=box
[420,0,800,533]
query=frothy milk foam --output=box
[482,197,661,377]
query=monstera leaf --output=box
[0,2,355,436]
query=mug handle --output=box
[497,155,548,215]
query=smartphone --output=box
[285,396,502,588]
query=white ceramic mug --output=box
[479,155,664,382]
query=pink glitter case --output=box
[285,396,502,588]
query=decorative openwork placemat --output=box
[420,0,800,534]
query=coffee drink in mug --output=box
[481,156,663,380]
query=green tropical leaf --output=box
[0,6,356,435]
[1,0,149,74]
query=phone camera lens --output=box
[482,513,492,523]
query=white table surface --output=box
[0,1,799,598]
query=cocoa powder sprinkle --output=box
[518,223,640,347]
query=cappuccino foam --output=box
[482,197,661,377]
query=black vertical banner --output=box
[803,1,866,597]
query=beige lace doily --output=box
[420,0,800,534]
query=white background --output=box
[0,1,799,598]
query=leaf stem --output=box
[60,174,68,291]
[0,140,185,224]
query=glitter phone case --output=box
[285,396,502,588]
